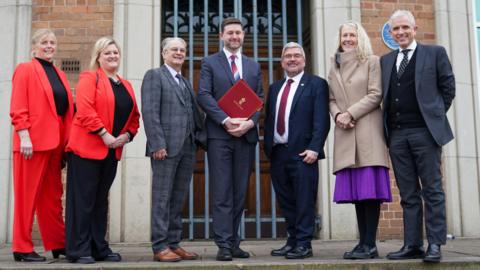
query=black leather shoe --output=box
[423,244,441,263]
[13,251,46,262]
[70,256,95,264]
[96,252,122,262]
[343,244,362,259]
[387,245,425,260]
[232,247,250,258]
[351,245,379,259]
[52,248,66,259]
[216,248,232,261]
[285,246,313,259]
[271,245,294,256]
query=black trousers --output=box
[270,145,319,249]
[388,127,446,246]
[65,150,117,259]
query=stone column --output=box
[0,0,32,244]
[435,0,480,237]
[309,0,361,240]
[108,0,161,243]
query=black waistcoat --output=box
[386,50,426,130]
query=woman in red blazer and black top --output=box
[65,37,140,264]
[10,29,74,262]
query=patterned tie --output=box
[175,73,187,99]
[230,55,240,81]
[276,79,294,136]
[397,49,411,78]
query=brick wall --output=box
[32,0,114,88]
[30,0,113,245]
[360,0,436,240]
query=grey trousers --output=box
[151,137,195,252]
[389,127,446,246]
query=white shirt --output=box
[222,48,243,124]
[165,63,181,84]
[223,47,243,80]
[395,40,417,72]
[273,71,304,144]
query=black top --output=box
[386,50,426,130]
[110,78,133,137]
[36,57,69,116]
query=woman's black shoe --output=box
[343,244,362,259]
[351,245,379,259]
[52,248,66,259]
[13,251,46,262]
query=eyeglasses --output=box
[283,53,303,60]
[168,47,186,53]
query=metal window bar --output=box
[203,0,210,240]
[188,0,195,240]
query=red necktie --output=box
[230,55,240,81]
[276,79,294,135]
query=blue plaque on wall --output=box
[382,22,399,50]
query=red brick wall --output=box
[32,0,114,88]
[360,0,436,239]
[30,0,113,244]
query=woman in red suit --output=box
[10,29,74,262]
[65,37,140,264]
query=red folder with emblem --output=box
[218,79,263,119]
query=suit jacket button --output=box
[395,98,399,102]
[397,83,401,86]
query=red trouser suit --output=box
[10,59,74,252]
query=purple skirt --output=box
[333,166,392,203]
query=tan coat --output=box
[328,51,389,173]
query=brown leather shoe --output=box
[153,248,181,262]
[172,247,198,260]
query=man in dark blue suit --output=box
[197,17,264,261]
[381,10,455,263]
[264,42,330,259]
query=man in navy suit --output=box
[381,10,455,263]
[264,42,330,259]
[197,17,264,261]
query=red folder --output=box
[218,79,263,119]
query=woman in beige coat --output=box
[328,21,391,260]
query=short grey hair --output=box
[281,42,305,59]
[388,10,416,27]
[162,37,187,53]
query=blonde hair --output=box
[89,36,121,70]
[31,29,56,58]
[333,21,373,60]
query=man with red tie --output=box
[264,42,330,259]
[197,17,264,261]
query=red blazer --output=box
[10,58,74,152]
[66,68,140,160]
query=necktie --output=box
[230,55,240,81]
[276,79,294,136]
[397,49,411,78]
[175,73,187,99]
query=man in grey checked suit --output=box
[141,37,205,262]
